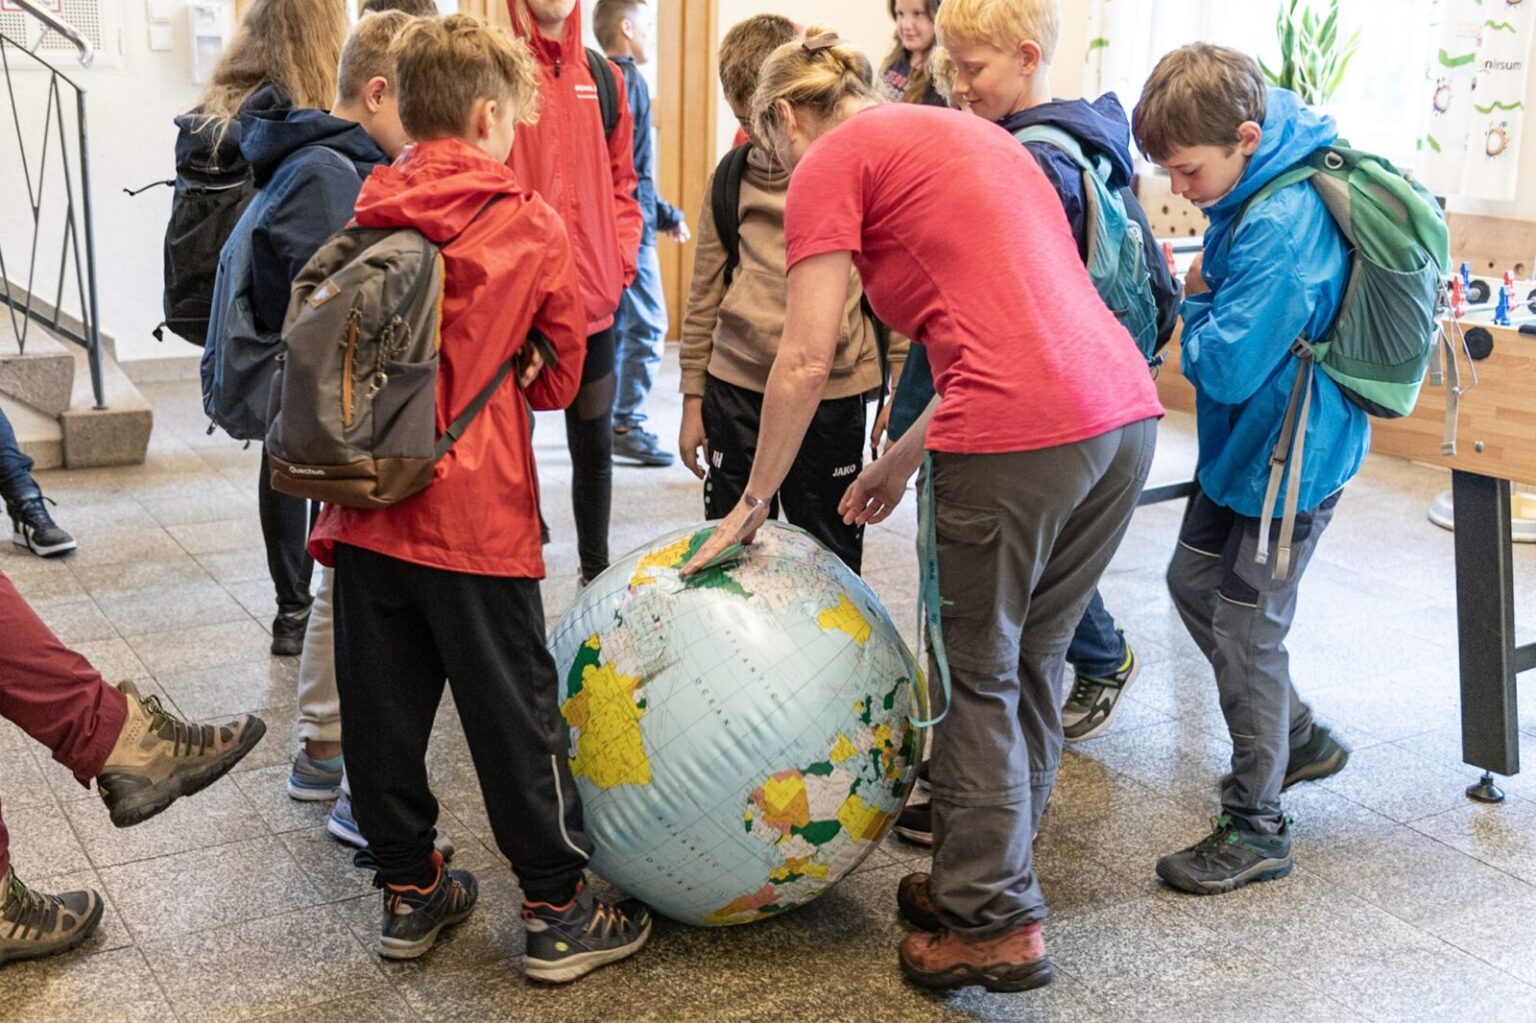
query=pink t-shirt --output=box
[784,104,1163,454]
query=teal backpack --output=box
[1243,144,1451,578]
[1014,124,1160,363]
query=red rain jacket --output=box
[309,138,588,578]
[507,0,643,335]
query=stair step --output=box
[0,392,63,470]
[0,318,76,418]
[60,344,152,468]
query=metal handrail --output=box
[8,0,93,68]
[0,28,106,409]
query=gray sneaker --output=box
[522,881,651,983]
[97,681,267,828]
[379,853,478,960]
[0,868,103,966]
[328,791,455,861]
[287,748,344,802]
[1062,638,1140,743]
[1156,815,1293,896]
[612,426,675,467]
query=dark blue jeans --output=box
[0,406,37,503]
[1066,588,1126,677]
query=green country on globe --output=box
[549,521,925,926]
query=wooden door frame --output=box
[655,0,718,338]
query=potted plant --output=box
[1259,0,1361,105]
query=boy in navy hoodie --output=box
[1134,45,1358,896]
[890,0,1179,846]
[206,10,413,830]
[594,0,690,467]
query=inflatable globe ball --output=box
[549,522,924,927]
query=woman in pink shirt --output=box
[683,30,1161,993]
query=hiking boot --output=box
[379,851,477,960]
[897,872,941,931]
[328,791,454,861]
[0,868,103,966]
[1156,814,1293,896]
[1062,636,1140,743]
[612,426,675,468]
[8,493,76,558]
[894,801,933,847]
[270,610,310,657]
[97,681,267,828]
[1218,723,1353,793]
[287,747,344,802]
[899,920,1053,993]
[522,879,652,984]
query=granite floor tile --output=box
[166,517,266,556]
[3,799,90,878]
[29,596,119,646]
[142,906,387,1023]
[0,946,175,1022]
[1045,895,1226,981]
[64,775,266,868]
[91,579,252,637]
[1408,796,1536,885]
[59,526,187,567]
[154,656,300,720]
[141,488,259,529]
[1428,884,1536,987]
[227,703,302,776]
[1093,950,1359,1023]
[1068,719,1233,807]
[195,545,279,588]
[124,618,273,675]
[1317,741,1482,824]
[67,637,152,682]
[2,747,59,808]
[100,835,321,943]
[69,551,212,595]
[232,764,334,834]
[0,560,87,600]
[252,989,422,1023]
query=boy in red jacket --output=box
[509,0,643,585]
[308,15,652,982]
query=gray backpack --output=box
[265,197,538,508]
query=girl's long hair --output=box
[879,0,940,105]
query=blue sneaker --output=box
[329,791,455,861]
[522,880,652,984]
[287,748,344,802]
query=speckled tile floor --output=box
[3,349,1535,1022]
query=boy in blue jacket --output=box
[1133,44,1360,895]
[595,0,690,467]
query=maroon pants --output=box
[0,570,127,878]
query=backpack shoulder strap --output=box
[1240,165,1320,223]
[1012,124,1095,174]
[586,48,619,141]
[712,143,752,288]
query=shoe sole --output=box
[0,896,104,966]
[379,900,477,960]
[286,779,342,802]
[524,917,653,984]
[612,453,675,467]
[1155,854,1293,896]
[326,816,368,850]
[893,824,934,847]
[13,531,77,557]
[1283,744,1350,790]
[105,718,268,828]
[1062,659,1143,744]
[900,953,1054,993]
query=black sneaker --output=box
[8,493,76,558]
[894,801,934,847]
[1062,636,1139,743]
[1156,814,1293,896]
[1218,723,1353,794]
[270,609,310,657]
[612,426,675,468]
[0,868,103,966]
[521,880,651,983]
[379,853,478,960]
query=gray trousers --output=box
[1166,487,1340,834]
[927,418,1157,937]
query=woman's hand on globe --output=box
[681,497,772,576]
[840,458,907,526]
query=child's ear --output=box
[365,76,389,114]
[1017,39,1043,75]
[1236,120,1263,156]
[477,98,497,141]
[621,15,635,42]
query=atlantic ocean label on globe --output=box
[548,522,925,927]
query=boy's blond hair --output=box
[358,0,436,17]
[392,14,540,140]
[719,14,798,110]
[751,27,877,147]
[933,0,1059,64]
[1133,44,1267,161]
[336,10,412,106]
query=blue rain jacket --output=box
[1180,87,1366,517]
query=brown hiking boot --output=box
[899,920,1054,993]
[897,872,941,931]
[96,681,267,828]
[0,868,103,967]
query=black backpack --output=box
[709,143,893,415]
[160,172,255,347]
[586,48,619,140]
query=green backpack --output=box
[1245,144,1451,578]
